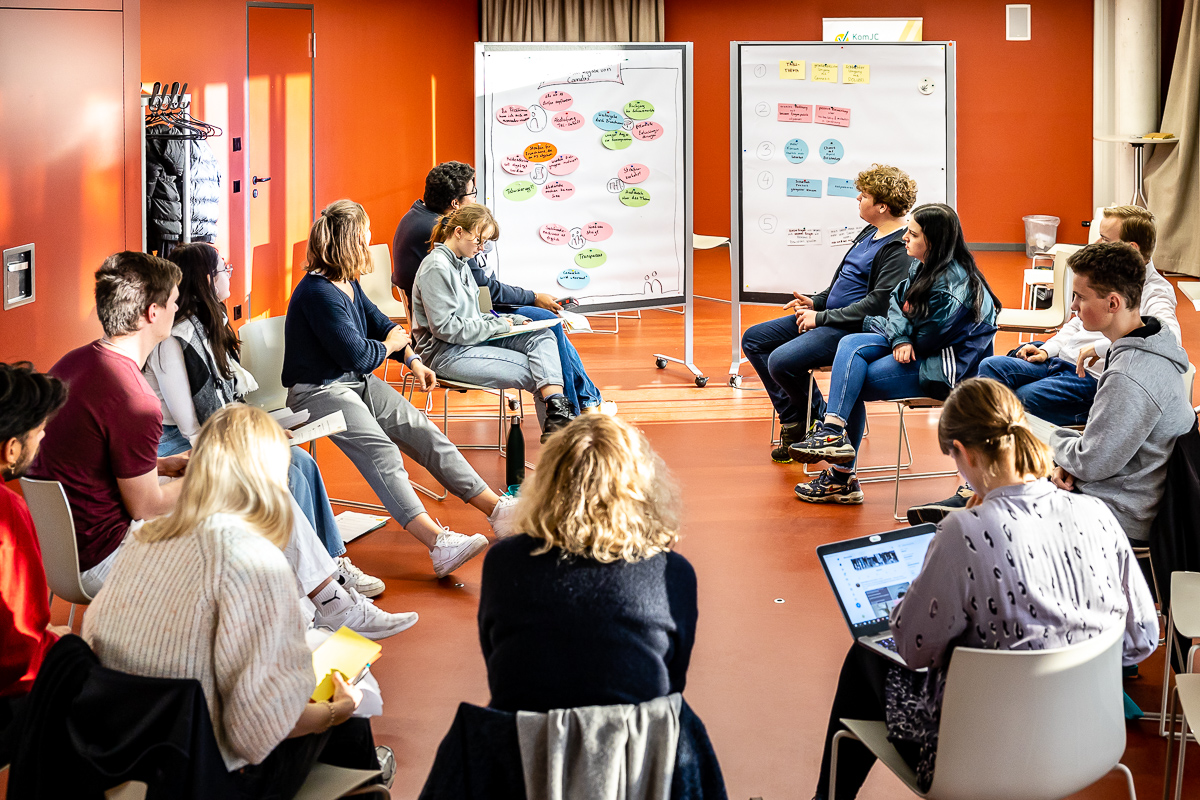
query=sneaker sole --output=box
[355,580,386,599]
[795,490,864,505]
[906,505,953,525]
[354,611,419,640]
[771,453,794,464]
[433,536,489,579]
[788,445,856,465]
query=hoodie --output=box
[410,243,512,362]
[1051,317,1195,541]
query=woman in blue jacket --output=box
[789,203,1000,504]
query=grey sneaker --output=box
[488,494,521,538]
[312,586,418,640]
[335,556,385,598]
[430,530,489,578]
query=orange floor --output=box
[17,251,1200,799]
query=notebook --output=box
[311,626,383,701]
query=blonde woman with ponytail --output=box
[812,377,1158,800]
[410,203,576,443]
[83,406,385,795]
[283,200,521,580]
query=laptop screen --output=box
[817,525,937,636]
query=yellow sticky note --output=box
[843,64,870,84]
[812,63,838,83]
[779,60,806,80]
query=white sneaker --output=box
[313,586,418,640]
[488,495,521,538]
[430,530,489,578]
[599,400,618,416]
[336,556,385,598]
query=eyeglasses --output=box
[216,260,234,276]
[459,189,478,200]
[470,234,484,246]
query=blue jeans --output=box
[517,305,602,414]
[825,333,925,471]
[741,316,851,425]
[157,425,344,557]
[977,355,1098,426]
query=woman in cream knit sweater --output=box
[83,405,380,796]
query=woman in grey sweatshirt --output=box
[410,203,575,441]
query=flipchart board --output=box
[475,43,692,312]
[731,42,956,304]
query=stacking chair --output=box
[1165,673,1200,800]
[830,625,1135,800]
[996,243,1081,339]
[1161,571,1200,740]
[857,398,957,521]
[360,243,409,386]
[19,478,91,629]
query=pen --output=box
[489,309,501,318]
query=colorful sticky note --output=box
[815,105,851,127]
[812,63,838,83]
[776,103,813,123]
[843,64,870,84]
[779,60,806,80]
[785,179,822,198]
[827,178,858,198]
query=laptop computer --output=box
[816,523,937,666]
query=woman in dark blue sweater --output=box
[477,414,697,712]
[283,199,520,579]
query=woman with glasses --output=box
[409,203,575,442]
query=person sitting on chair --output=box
[0,363,70,761]
[83,405,386,798]
[908,205,1181,523]
[788,204,1000,504]
[143,242,385,597]
[478,414,696,712]
[410,203,576,443]
[284,199,520,579]
[812,377,1158,800]
[392,160,611,415]
[741,164,917,462]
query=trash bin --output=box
[1022,215,1060,258]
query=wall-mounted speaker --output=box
[1007,4,1032,41]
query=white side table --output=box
[1093,134,1181,208]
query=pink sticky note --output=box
[496,105,531,125]
[539,224,569,245]
[542,181,576,201]
[551,110,585,131]
[814,105,851,127]
[538,90,573,111]
[777,104,813,123]
[582,221,613,242]
[501,154,531,175]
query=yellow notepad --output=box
[311,626,382,702]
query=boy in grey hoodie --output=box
[1050,241,1195,542]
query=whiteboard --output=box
[475,43,692,312]
[731,42,955,304]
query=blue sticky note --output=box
[828,178,857,198]
[786,178,822,198]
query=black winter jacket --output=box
[146,124,221,248]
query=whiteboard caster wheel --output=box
[729,375,742,388]
[695,376,708,388]
[655,358,668,369]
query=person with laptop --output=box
[812,377,1158,800]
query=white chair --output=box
[997,243,1081,339]
[239,315,289,413]
[1165,673,1200,800]
[1161,571,1200,739]
[362,243,407,321]
[19,478,91,628]
[830,625,1135,800]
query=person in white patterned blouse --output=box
[812,377,1158,800]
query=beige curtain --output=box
[1144,0,1200,275]
[482,0,664,43]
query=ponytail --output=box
[427,203,499,253]
[938,377,1053,480]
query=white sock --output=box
[312,580,353,616]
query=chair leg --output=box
[892,405,906,521]
[1162,608,1176,737]
[1112,762,1137,800]
[829,729,858,800]
[1174,706,1189,800]
[67,603,76,631]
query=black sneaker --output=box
[771,420,813,463]
[795,468,864,504]
[789,425,856,465]
[906,484,975,524]
[540,396,576,443]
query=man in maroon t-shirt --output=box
[0,362,71,759]
[30,252,187,594]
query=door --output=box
[247,3,313,320]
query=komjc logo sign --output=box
[823,18,923,43]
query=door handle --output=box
[252,176,271,185]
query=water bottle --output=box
[505,414,525,491]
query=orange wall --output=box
[666,0,1095,245]
[142,0,479,324]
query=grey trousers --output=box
[424,330,564,426]
[287,375,489,527]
